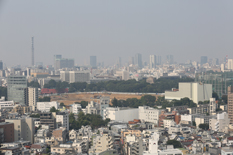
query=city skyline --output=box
[0,1,233,66]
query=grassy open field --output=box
[50,92,162,106]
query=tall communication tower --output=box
[31,37,34,66]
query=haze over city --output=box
[1,0,233,66]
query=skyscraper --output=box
[135,53,142,68]
[7,75,27,104]
[117,57,122,68]
[149,55,156,69]
[90,56,97,68]
[0,60,3,70]
[228,86,233,124]
[31,37,34,66]
[157,56,161,65]
[200,56,208,65]
[166,55,174,64]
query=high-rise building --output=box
[228,59,233,70]
[228,86,233,124]
[7,75,27,104]
[117,57,121,68]
[54,55,74,70]
[25,87,38,111]
[0,122,14,143]
[149,55,156,69]
[0,60,3,70]
[157,56,161,65]
[135,53,142,68]
[166,55,174,64]
[90,56,97,68]
[5,117,35,143]
[200,56,208,65]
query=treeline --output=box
[111,95,197,108]
[0,87,7,100]
[69,112,110,130]
[40,77,194,93]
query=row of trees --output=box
[69,112,110,130]
[34,77,194,93]
[111,95,198,109]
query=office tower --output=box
[228,86,233,124]
[166,55,174,64]
[7,75,27,104]
[135,53,143,68]
[129,57,135,65]
[0,60,3,70]
[228,59,233,70]
[31,37,34,66]
[212,58,219,66]
[200,56,208,65]
[5,117,35,143]
[40,112,56,132]
[90,56,97,68]
[60,71,70,83]
[54,55,74,70]
[149,55,156,69]
[157,56,161,65]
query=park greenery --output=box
[50,106,59,113]
[111,95,197,108]
[69,112,110,130]
[28,81,41,88]
[39,96,51,102]
[41,77,194,93]
[199,123,209,130]
[166,140,182,148]
[0,87,7,100]
[75,101,88,108]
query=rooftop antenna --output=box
[31,37,34,66]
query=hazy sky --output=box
[1,0,233,67]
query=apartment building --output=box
[56,112,69,131]
[0,122,14,143]
[228,86,233,124]
[209,112,229,133]
[40,112,56,132]
[52,127,67,143]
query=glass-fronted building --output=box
[7,75,27,104]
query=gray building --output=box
[69,71,90,83]
[54,55,74,70]
[0,60,3,70]
[201,56,208,65]
[135,53,142,68]
[40,112,56,132]
[7,75,27,104]
[90,56,97,68]
[166,55,174,64]
[149,55,156,69]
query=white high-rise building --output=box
[138,106,161,125]
[165,82,212,104]
[27,87,38,111]
[122,70,129,81]
[149,55,156,69]
[228,59,233,70]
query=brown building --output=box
[11,105,31,115]
[0,122,14,143]
[228,86,233,124]
[158,110,181,127]
[52,127,67,143]
[40,112,56,132]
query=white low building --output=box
[165,82,212,104]
[37,101,59,112]
[138,106,161,125]
[0,100,14,109]
[103,107,139,122]
[163,119,176,128]
[72,103,82,114]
